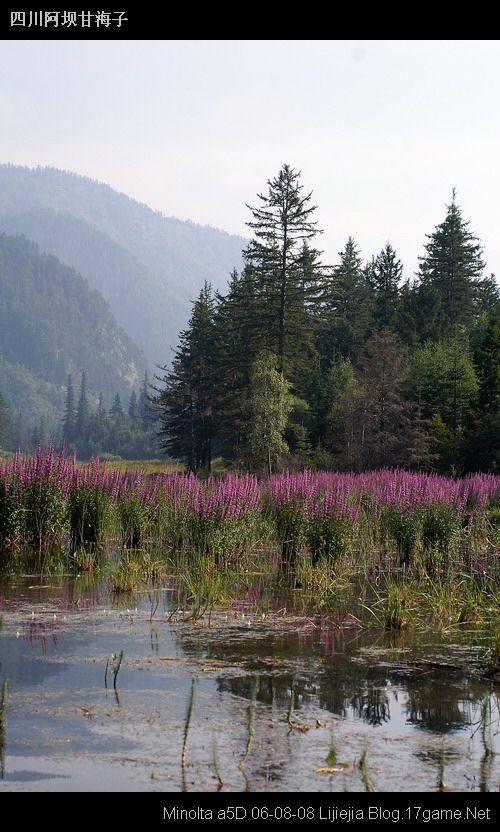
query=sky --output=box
[1,39,500,278]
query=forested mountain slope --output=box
[0,231,145,431]
[0,164,246,367]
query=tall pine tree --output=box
[318,237,372,367]
[365,243,403,331]
[417,191,490,335]
[76,371,90,446]
[244,163,325,377]
[154,283,216,472]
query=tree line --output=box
[0,372,158,460]
[153,165,500,475]
[61,371,158,459]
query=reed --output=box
[69,483,111,550]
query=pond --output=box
[1,572,499,793]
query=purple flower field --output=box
[1,446,499,563]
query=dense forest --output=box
[154,165,500,476]
[0,232,145,447]
[2,163,500,473]
[59,371,158,459]
[0,163,246,368]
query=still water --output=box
[0,574,499,792]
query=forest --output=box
[1,163,500,473]
[153,164,500,476]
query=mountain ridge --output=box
[0,230,145,432]
[0,163,247,367]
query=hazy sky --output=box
[1,39,500,278]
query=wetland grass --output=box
[2,449,500,640]
[104,650,124,691]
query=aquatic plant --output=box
[1,449,500,578]
[178,559,226,622]
[104,650,124,690]
[71,546,103,572]
[69,482,111,550]
[384,581,415,630]
[0,477,21,550]
[118,494,151,548]
[23,477,66,554]
[386,506,421,568]
[109,554,143,593]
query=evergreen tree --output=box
[212,267,261,461]
[244,163,325,376]
[475,310,500,414]
[76,371,90,446]
[128,389,138,420]
[62,374,76,445]
[154,283,216,472]
[318,237,372,367]
[418,191,490,335]
[110,393,124,419]
[397,279,443,346]
[463,309,500,471]
[409,338,478,471]
[92,392,108,448]
[365,243,403,331]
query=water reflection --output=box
[178,622,492,737]
[1,572,500,792]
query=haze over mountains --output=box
[0,164,246,369]
[0,231,145,432]
[0,163,246,438]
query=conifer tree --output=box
[212,268,260,460]
[154,283,216,471]
[62,374,76,444]
[76,371,90,442]
[244,164,325,377]
[318,237,372,367]
[464,308,500,471]
[128,389,138,421]
[365,243,403,331]
[418,191,489,335]
[110,393,124,419]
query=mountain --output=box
[0,231,145,431]
[0,164,246,368]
